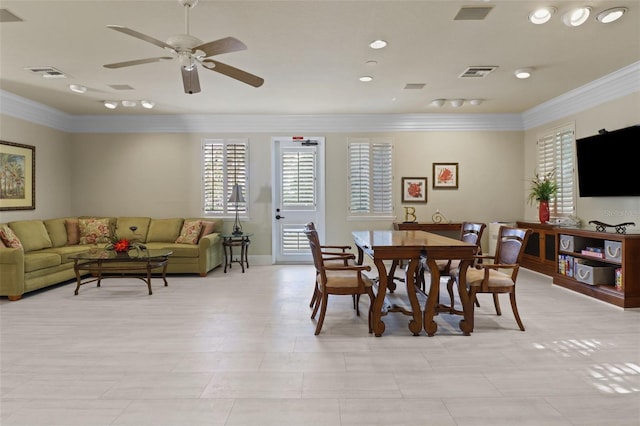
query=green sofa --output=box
[0,216,224,300]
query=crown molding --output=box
[2,61,637,133]
[522,61,640,129]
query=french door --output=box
[271,136,325,264]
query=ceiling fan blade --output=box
[104,57,173,69]
[194,37,247,58]
[201,59,264,88]
[182,66,201,94]
[107,25,175,52]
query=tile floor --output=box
[1,265,639,425]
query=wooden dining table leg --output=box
[404,257,423,335]
[371,258,389,337]
[423,258,441,336]
[456,259,474,335]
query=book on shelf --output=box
[615,268,623,291]
[581,249,604,258]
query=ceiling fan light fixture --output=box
[369,39,387,49]
[69,84,87,94]
[141,100,155,109]
[596,7,627,23]
[103,100,118,109]
[121,100,137,107]
[430,99,445,107]
[515,68,533,79]
[563,7,591,27]
[528,7,555,24]
[469,99,483,106]
[359,76,373,82]
[450,99,465,108]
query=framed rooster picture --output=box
[402,177,427,203]
[433,163,458,189]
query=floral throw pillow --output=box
[175,220,202,245]
[79,218,110,244]
[0,226,23,249]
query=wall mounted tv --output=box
[575,124,640,197]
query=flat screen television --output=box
[575,125,640,197]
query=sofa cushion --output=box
[65,219,80,245]
[43,217,74,247]
[147,218,183,242]
[0,225,23,249]
[79,218,111,244]
[24,252,61,272]
[8,220,52,252]
[116,217,151,242]
[148,242,199,258]
[200,220,218,238]
[175,220,202,245]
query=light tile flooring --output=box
[1,265,639,425]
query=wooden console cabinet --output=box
[393,222,462,239]
[553,228,640,308]
[516,221,557,276]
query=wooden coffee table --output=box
[69,249,173,295]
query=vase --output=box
[538,200,550,224]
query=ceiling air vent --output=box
[108,84,135,91]
[454,6,494,21]
[24,66,67,78]
[404,83,426,90]
[459,66,498,78]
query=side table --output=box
[222,234,252,273]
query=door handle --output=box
[275,214,285,220]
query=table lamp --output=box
[228,183,245,236]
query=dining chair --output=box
[304,223,375,335]
[417,222,486,309]
[305,222,356,311]
[448,225,532,331]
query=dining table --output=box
[352,230,477,337]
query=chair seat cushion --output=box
[322,270,374,289]
[465,268,514,288]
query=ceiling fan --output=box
[103,0,264,94]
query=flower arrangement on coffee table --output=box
[104,226,146,254]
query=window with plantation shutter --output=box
[537,124,575,218]
[348,138,394,217]
[202,139,248,215]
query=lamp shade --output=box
[228,184,245,203]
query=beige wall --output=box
[1,91,636,257]
[0,115,73,223]
[523,93,640,226]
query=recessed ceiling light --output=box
[596,7,627,23]
[359,76,373,82]
[141,100,155,109]
[103,100,118,109]
[563,7,591,27]
[69,84,87,94]
[450,99,465,108]
[121,100,137,107]
[365,60,378,66]
[430,99,445,107]
[528,7,556,24]
[369,40,387,49]
[514,68,533,79]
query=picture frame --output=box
[433,162,458,189]
[1,141,35,211]
[401,177,427,203]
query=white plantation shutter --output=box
[281,150,315,207]
[202,139,248,215]
[348,139,393,216]
[537,124,575,217]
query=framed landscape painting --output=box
[0,141,35,211]
[402,177,427,203]
[433,162,458,189]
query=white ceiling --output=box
[1,0,639,116]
